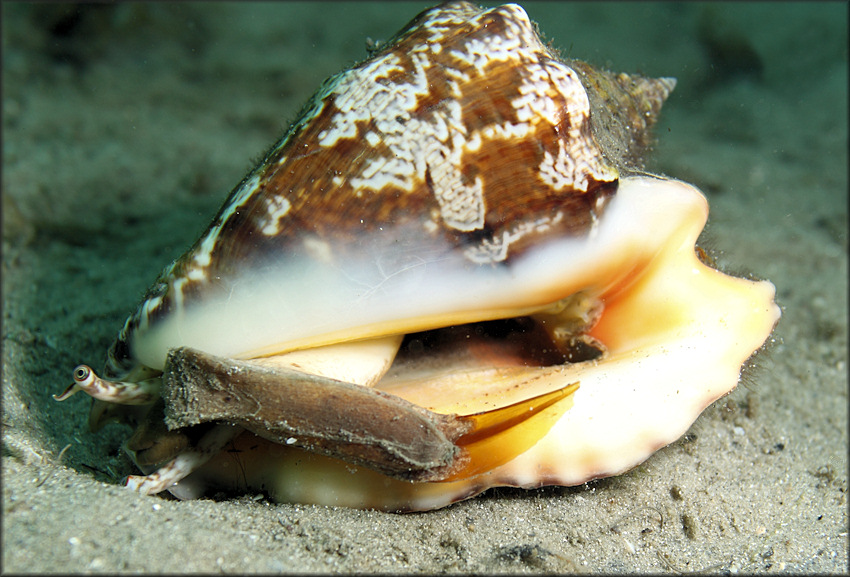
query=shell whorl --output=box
[108,1,675,372]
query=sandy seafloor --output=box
[2,1,847,573]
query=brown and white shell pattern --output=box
[107,1,640,375]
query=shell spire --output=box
[568,60,677,170]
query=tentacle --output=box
[124,424,242,495]
[54,365,161,405]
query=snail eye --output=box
[74,366,90,382]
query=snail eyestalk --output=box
[54,365,161,405]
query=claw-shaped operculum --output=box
[54,365,161,405]
[160,346,579,484]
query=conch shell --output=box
[57,1,779,512]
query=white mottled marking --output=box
[171,277,188,310]
[261,195,293,236]
[365,131,381,147]
[140,295,162,324]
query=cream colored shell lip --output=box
[55,1,780,512]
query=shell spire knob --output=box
[568,60,677,170]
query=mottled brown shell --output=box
[107,0,673,376]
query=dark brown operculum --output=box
[159,346,578,483]
[568,60,676,171]
[161,347,475,482]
